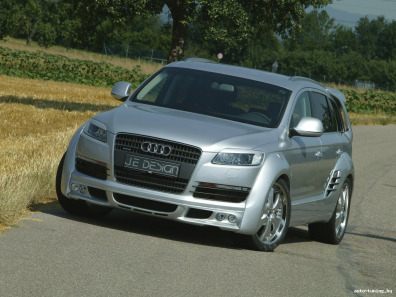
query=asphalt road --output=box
[1,126,395,297]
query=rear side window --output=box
[326,98,340,132]
[331,97,350,132]
[328,97,347,132]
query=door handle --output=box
[315,151,323,160]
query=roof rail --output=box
[183,57,216,63]
[289,76,323,87]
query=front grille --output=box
[193,186,249,203]
[113,193,178,213]
[114,134,202,194]
[76,158,107,180]
[115,134,201,164]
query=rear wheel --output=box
[56,153,112,217]
[308,178,351,244]
[235,179,290,251]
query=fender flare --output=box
[60,123,87,196]
[327,152,354,208]
[239,152,290,234]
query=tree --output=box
[36,22,57,48]
[0,0,21,40]
[379,20,396,61]
[332,25,358,55]
[1,0,76,48]
[241,29,282,69]
[88,0,333,63]
[355,16,387,60]
[285,10,336,51]
[48,1,81,51]
[36,0,63,48]
[111,15,171,52]
[16,0,55,45]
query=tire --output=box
[308,178,351,244]
[56,152,112,217]
[235,179,291,252]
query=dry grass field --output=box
[347,112,396,125]
[0,75,120,228]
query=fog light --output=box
[216,213,226,221]
[71,183,80,192]
[228,215,237,223]
[79,185,88,194]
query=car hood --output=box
[94,103,279,152]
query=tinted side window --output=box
[328,98,345,132]
[326,98,340,132]
[339,107,349,131]
[310,92,334,133]
[331,97,349,132]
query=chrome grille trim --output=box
[115,134,201,164]
[114,133,202,194]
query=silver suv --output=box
[56,60,354,251]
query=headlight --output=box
[212,152,263,166]
[84,120,107,143]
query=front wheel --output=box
[234,179,291,251]
[308,178,351,244]
[56,152,112,217]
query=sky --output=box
[324,0,396,26]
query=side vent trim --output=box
[325,170,341,197]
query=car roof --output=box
[166,60,328,93]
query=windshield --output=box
[132,68,291,128]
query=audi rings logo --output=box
[141,141,172,156]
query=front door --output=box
[285,91,323,201]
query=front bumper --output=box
[67,170,245,231]
[61,129,275,235]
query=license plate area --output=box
[124,154,180,178]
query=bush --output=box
[0,46,148,88]
[342,89,396,114]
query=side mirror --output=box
[111,81,132,101]
[290,117,323,137]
